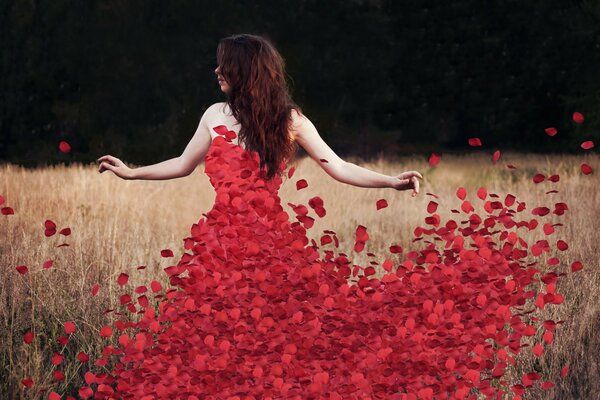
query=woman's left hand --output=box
[97,155,134,180]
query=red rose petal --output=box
[581,140,594,150]
[51,352,63,365]
[49,391,62,400]
[456,187,467,200]
[296,179,308,190]
[572,112,584,124]
[548,174,560,182]
[21,378,34,388]
[492,150,501,163]
[571,261,583,272]
[77,351,90,362]
[43,259,54,269]
[160,249,174,257]
[476,187,487,200]
[426,201,438,214]
[428,153,441,167]
[468,137,482,146]
[1,207,14,215]
[389,245,403,253]
[376,199,388,210]
[541,381,555,390]
[287,167,296,178]
[59,141,71,153]
[23,331,34,344]
[53,370,65,381]
[532,174,545,184]
[16,265,28,275]
[100,325,113,337]
[581,163,592,175]
[91,283,100,296]
[59,227,71,236]
[544,127,558,137]
[561,364,569,377]
[64,322,76,334]
[117,273,129,286]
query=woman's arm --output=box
[290,110,422,195]
[97,105,216,180]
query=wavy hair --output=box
[217,34,299,180]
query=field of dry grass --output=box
[1,152,598,399]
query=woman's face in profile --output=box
[215,66,231,94]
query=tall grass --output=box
[1,152,598,399]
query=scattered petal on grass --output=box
[160,249,174,257]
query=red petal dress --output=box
[85,125,565,400]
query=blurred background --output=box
[1,0,599,167]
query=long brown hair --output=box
[217,34,299,179]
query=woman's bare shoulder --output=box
[205,102,228,116]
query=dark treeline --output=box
[1,0,599,167]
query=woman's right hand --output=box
[391,171,423,196]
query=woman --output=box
[97,34,422,194]
[85,35,550,400]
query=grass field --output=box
[1,152,598,399]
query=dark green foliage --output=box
[1,0,599,166]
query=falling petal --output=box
[117,273,129,286]
[492,150,501,163]
[581,140,594,150]
[1,207,14,215]
[59,141,71,153]
[544,127,558,137]
[16,265,28,275]
[296,179,308,190]
[428,153,441,167]
[468,137,482,146]
[581,163,592,175]
[572,112,584,124]
[23,331,34,344]
[532,174,545,184]
[571,261,583,272]
[160,249,174,257]
[376,199,388,210]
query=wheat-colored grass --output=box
[1,152,598,399]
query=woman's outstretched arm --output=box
[97,105,216,180]
[290,110,422,195]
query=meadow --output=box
[1,152,598,399]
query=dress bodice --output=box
[204,125,284,195]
